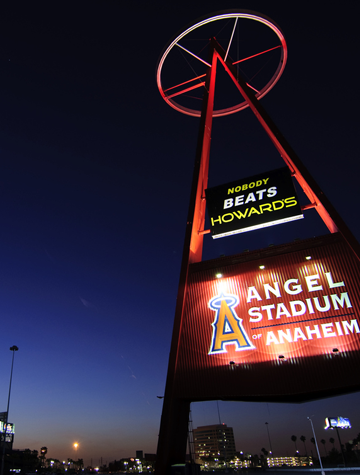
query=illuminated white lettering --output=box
[247,287,262,303]
[267,186,277,197]
[235,195,244,206]
[342,319,360,335]
[305,274,322,292]
[223,198,233,209]
[284,279,302,295]
[278,329,292,343]
[290,300,306,316]
[245,193,256,204]
[264,282,281,300]
[331,292,352,310]
[306,325,321,340]
[313,295,331,312]
[293,327,307,341]
[306,298,315,314]
[261,304,275,320]
[256,189,266,200]
[321,323,336,338]
[266,331,279,345]
[248,307,262,322]
[335,321,343,336]
[276,303,291,319]
[325,272,345,288]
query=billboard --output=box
[0,422,14,434]
[325,417,351,429]
[205,167,303,239]
[173,234,360,402]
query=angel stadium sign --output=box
[172,234,360,401]
[205,167,303,238]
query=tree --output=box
[261,448,268,457]
[320,439,327,456]
[291,435,298,453]
[40,447,48,469]
[329,437,335,448]
[300,435,307,456]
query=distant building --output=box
[267,455,313,467]
[193,424,236,464]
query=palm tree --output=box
[300,435,307,456]
[291,435,298,454]
[321,439,328,456]
[329,437,335,449]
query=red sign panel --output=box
[174,234,360,402]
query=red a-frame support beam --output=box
[156,37,360,475]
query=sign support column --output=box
[155,44,217,475]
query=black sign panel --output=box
[205,167,303,239]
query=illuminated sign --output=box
[325,417,351,429]
[0,422,14,434]
[206,269,357,358]
[205,167,303,238]
[173,234,360,402]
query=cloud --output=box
[80,297,94,308]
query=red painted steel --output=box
[212,39,360,261]
[156,28,360,475]
[155,44,217,475]
[173,233,360,402]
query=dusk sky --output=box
[0,0,360,467]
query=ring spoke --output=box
[175,43,211,68]
[167,82,205,100]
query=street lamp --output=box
[307,416,325,475]
[73,442,80,470]
[1,346,19,475]
[265,422,273,455]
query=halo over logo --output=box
[208,293,255,354]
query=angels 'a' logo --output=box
[208,293,255,354]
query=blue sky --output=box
[0,0,359,466]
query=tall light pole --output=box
[265,422,273,455]
[307,416,325,475]
[1,346,19,475]
[73,442,80,469]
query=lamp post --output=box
[307,416,325,475]
[1,346,19,475]
[265,422,273,456]
[74,442,81,470]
